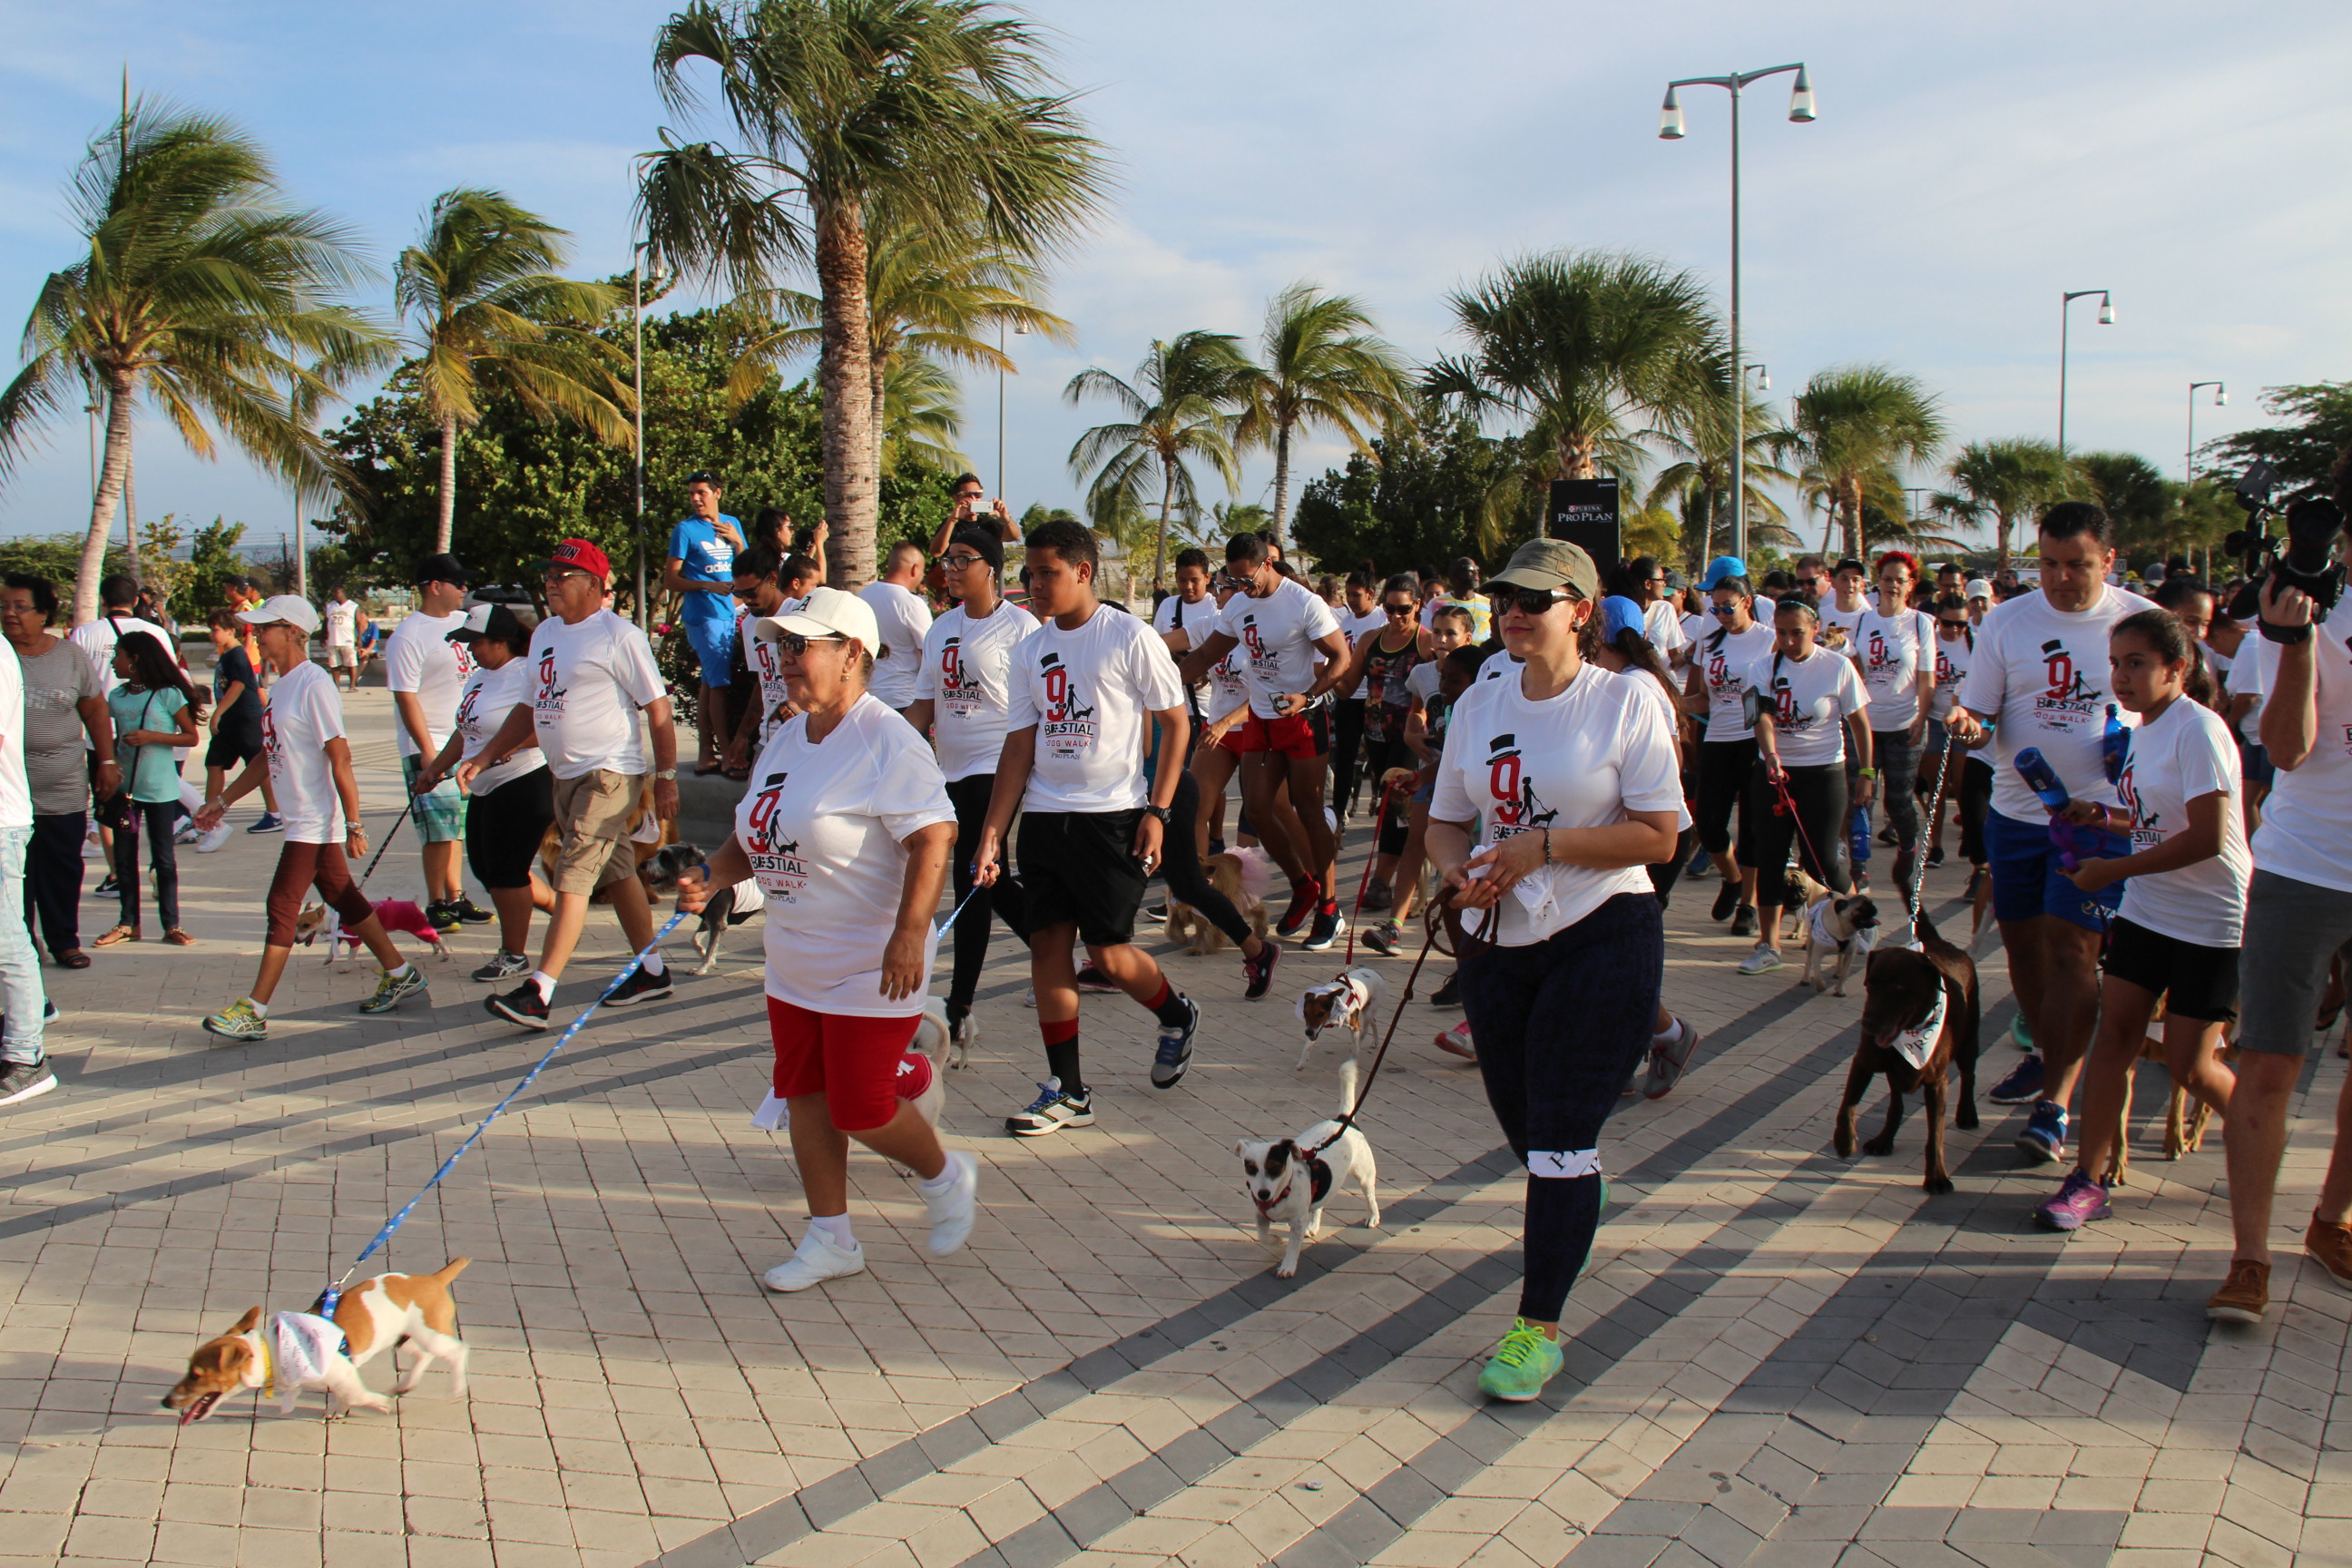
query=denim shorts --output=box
[1983,808,2128,932]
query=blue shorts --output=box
[681,612,735,687]
[1983,808,2129,932]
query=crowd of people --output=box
[1,464,2347,1405]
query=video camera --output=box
[2222,459,2347,630]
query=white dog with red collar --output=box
[1236,1063,1381,1278]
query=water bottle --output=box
[1850,805,1871,867]
[2014,748,2071,814]
[2102,704,2131,787]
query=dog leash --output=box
[1764,766,1834,889]
[1343,778,1404,966]
[1907,739,1956,937]
[1308,892,1491,1157]
[353,803,408,887]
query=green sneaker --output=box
[358,965,428,1015]
[1477,1318,1563,1402]
[201,998,267,1041]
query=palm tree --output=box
[878,353,965,475]
[1642,391,1797,568]
[1232,283,1412,544]
[0,99,388,622]
[1426,249,1728,485]
[643,0,1105,585]
[2070,450,2174,563]
[395,189,631,554]
[1788,366,1947,560]
[1931,436,2070,571]
[1065,331,1253,591]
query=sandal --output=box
[163,928,195,946]
[56,949,91,969]
[93,925,138,947]
[693,760,724,776]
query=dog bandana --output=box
[1806,900,1877,957]
[1885,985,1949,1071]
[1528,1149,1602,1179]
[264,1311,350,1408]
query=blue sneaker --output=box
[1987,1052,2044,1105]
[247,812,283,833]
[2016,1100,2068,1165]
[1151,996,1199,1089]
[2034,1169,2112,1232]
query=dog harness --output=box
[1883,985,1950,1071]
[1254,1151,1337,1215]
[1527,1149,1602,1179]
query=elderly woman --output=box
[1426,541,1682,1403]
[678,585,970,1293]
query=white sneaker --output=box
[921,1152,979,1258]
[760,1227,864,1293]
[172,821,202,846]
[194,822,233,854]
[1736,945,1785,976]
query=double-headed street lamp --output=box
[1661,62,1816,564]
[2186,381,2227,484]
[2056,289,2115,458]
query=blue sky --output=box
[2,0,2346,556]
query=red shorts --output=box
[1221,707,1329,760]
[766,997,925,1133]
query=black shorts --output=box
[1019,809,1148,949]
[465,766,555,890]
[2102,915,2240,1023]
[205,730,264,771]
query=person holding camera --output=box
[928,473,1016,557]
[2206,494,2352,1323]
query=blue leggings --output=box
[1459,891,1663,1322]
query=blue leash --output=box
[312,879,985,1316]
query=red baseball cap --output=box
[549,538,612,580]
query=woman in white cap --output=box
[676,585,973,1291]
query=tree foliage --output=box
[2200,381,2352,494]
[1065,331,1253,591]
[1290,407,1534,574]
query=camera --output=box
[2222,460,2347,631]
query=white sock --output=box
[641,950,666,977]
[246,997,269,1018]
[808,1213,855,1249]
[916,1159,960,1195]
[1652,1018,1685,1046]
[530,970,555,1002]
[386,963,415,981]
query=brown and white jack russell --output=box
[162,1259,471,1422]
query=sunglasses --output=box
[777,632,847,656]
[1383,602,1416,616]
[1709,603,1740,616]
[1938,619,1970,629]
[1487,587,1574,616]
[543,568,591,585]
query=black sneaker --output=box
[1430,971,1460,1008]
[93,876,118,898]
[486,982,552,1031]
[1142,902,1170,924]
[1276,880,1319,938]
[1242,941,1279,1001]
[0,1060,58,1108]
[449,896,494,925]
[1152,997,1200,1089]
[1730,906,1759,938]
[1075,965,1118,995]
[473,949,530,983]
[1926,845,1945,867]
[604,965,674,1006]
[1877,825,1899,847]
[1710,881,1741,922]
[1303,901,1343,951]
[425,899,463,932]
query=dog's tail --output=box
[1338,1056,1359,1118]
[1915,910,1943,946]
[914,997,951,1058]
[429,1258,472,1281]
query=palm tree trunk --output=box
[1271,421,1293,544]
[869,354,887,485]
[1154,463,1175,594]
[436,411,460,555]
[1556,428,1598,481]
[74,372,138,625]
[123,435,142,591]
[814,195,879,587]
[1994,509,2012,573]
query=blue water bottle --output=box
[1849,805,1871,867]
[2014,747,2071,813]
[2101,704,2131,787]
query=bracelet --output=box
[1857,768,1878,779]
[1543,829,1553,865]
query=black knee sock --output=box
[1042,1017,1083,1096]
[1142,977,1192,1028]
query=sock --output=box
[1142,979,1192,1030]
[530,970,555,1002]
[1042,1016,1083,1097]
[1319,897,1338,915]
[642,950,666,977]
[246,997,270,1019]
[1651,1018,1684,1047]
[916,1161,959,1196]
[387,963,415,981]
[808,1213,855,1248]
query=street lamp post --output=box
[2185,381,2227,484]
[2056,289,2115,457]
[997,322,1028,501]
[631,237,671,632]
[1661,61,1816,564]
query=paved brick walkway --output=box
[0,691,2345,1568]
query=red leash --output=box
[1765,765,1834,888]
[1343,775,1403,966]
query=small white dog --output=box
[1237,1062,1381,1278]
[162,1259,471,1422]
[1295,966,1387,1068]
[1801,893,1881,997]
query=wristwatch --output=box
[653,768,678,781]
[1143,805,1171,826]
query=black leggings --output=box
[1748,760,1850,897]
[1460,892,1663,1323]
[1162,771,1254,946]
[1648,825,1698,908]
[1872,729,1921,850]
[1694,738,1757,860]
[112,799,181,931]
[1331,698,1367,814]
[1957,756,1992,865]
[946,773,1031,1020]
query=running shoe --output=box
[172,820,201,846]
[1276,880,1320,938]
[201,998,267,1042]
[2033,1169,2112,1232]
[1074,965,1118,995]
[1006,1079,1094,1137]
[1926,846,1945,867]
[93,876,119,898]
[1363,920,1403,956]
[1242,941,1279,1001]
[604,965,674,1006]
[487,982,552,1031]
[2016,1100,2068,1164]
[1361,882,1393,913]
[1429,972,1461,1007]
[761,1228,866,1293]
[194,822,233,855]
[472,949,530,983]
[1730,906,1759,938]
[1142,901,1169,924]
[1642,1023,1702,1101]
[1736,945,1783,976]
[1476,1319,1563,1402]
[921,1152,980,1258]
[1303,902,1343,951]
[1434,1021,1475,1059]
[1710,882,1741,922]
[247,812,284,834]
[1152,997,1200,1088]
[448,896,494,925]
[1877,825,1900,846]
[358,965,427,1015]
[0,1060,59,1107]
[1686,844,1714,877]
[2206,1259,2270,1324]
[1987,1053,2044,1105]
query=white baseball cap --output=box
[234,593,322,634]
[755,584,881,652]
[1965,579,1994,599]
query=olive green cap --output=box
[1484,537,1602,602]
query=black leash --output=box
[1306,890,1493,1156]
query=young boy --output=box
[194,597,427,1039]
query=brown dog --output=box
[1165,851,1270,956]
[1838,915,1981,1192]
[2102,996,2237,1186]
[162,1259,471,1422]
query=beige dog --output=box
[1165,851,1271,956]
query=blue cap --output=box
[1601,595,1646,642]
[1699,554,1749,590]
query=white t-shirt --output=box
[2249,598,2352,894]
[1154,591,1219,707]
[1429,663,1682,946]
[2115,697,2249,946]
[1618,667,1693,832]
[922,600,1040,782]
[1748,647,1869,768]
[737,694,956,1015]
[1205,642,1250,724]
[1339,606,1387,647]
[1696,623,1777,740]
[70,614,181,699]
[2226,625,2266,743]
[1958,584,2154,822]
[739,608,792,750]
[1643,601,1690,662]
[0,652,30,830]
[526,610,666,779]
[1819,600,1868,650]
[323,599,358,648]
[1217,578,1341,720]
[859,581,936,709]
[1680,611,1710,651]
[1926,628,1975,721]
[1850,607,1933,730]
[452,661,544,796]
[261,662,348,844]
[1006,605,1184,813]
[385,609,474,758]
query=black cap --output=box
[416,553,474,588]
[684,469,722,488]
[446,603,532,648]
[947,524,1004,573]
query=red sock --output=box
[1142,979,1172,1014]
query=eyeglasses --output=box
[1383,602,1416,616]
[777,632,847,656]
[1487,587,1574,616]
[936,553,986,572]
[1937,618,1970,629]
[543,568,590,585]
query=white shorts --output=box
[326,643,356,668]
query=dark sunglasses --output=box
[1937,618,1970,629]
[1382,601,1416,616]
[777,632,847,656]
[1487,587,1574,616]
[1709,603,1740,616]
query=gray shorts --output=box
[2237,868,2352,1055]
